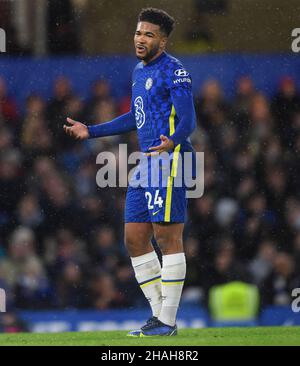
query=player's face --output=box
[134,22,167,63]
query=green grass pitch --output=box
[0,327,299,346]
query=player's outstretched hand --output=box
[145,135,175,156]
[63,117,89,140]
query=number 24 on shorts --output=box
[145,190,164,210]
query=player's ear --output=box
[160,37,167,49]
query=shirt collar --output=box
[144,51,167,67]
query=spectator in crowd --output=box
[292,232,300,275]
[248,239,278,285]
[47,77,73,123]
[84,79,114,123]
[202,237,251,305]
[231,76,256,133]
[189,194,219,261]
[114,260,141,308]
[16,194,45,237]
[14,258,54,309]
[260,252,300,306]
[248,93,274,153]
[236,193,278,260]
[0,125,13,152]
[0,227,44,286]
[91,226,121,271]
[87,98,120,152]
[0,151,24,237]
[0,227,52,309]
[0,312,28,333]
[90,271,127,310]
[47,76,75,151]
[48,229,89,281]
[195,78,230,132]
[181,236,203,304]
[271,76,300,148]
[56,262,89,309]
[0,76,19,128]
[21,94,53,166]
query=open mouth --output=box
[136,45,146,52]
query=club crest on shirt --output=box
[145,78,153,90]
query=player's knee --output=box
[155,233,183,254]
[124,232,145,255]
[154,233,168,247]
[124,233,137,251]
[124,235,154,258]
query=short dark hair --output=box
[138,8,175,37]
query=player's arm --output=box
[64,109,137,140]
[87,111,137,138]
[168,87,196,146]
[147,79,196,154]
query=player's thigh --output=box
[124,185,154,256]
[153,222,184,255]
[124,222,154,257]
[125,185,150,224]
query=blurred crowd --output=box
[0,73,300,314]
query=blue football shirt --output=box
[131,51,195,153]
